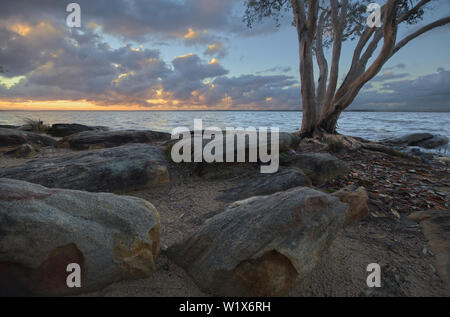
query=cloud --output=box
[203,42,228,58]
[383,63,407,71]
[371,71,410,83]
[256,66,292,74]
[0,17,300,110]
[351,68,450,111]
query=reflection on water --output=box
[1,110,449,153]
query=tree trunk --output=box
[320,110,341,134]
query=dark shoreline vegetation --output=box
[0,122,449,297]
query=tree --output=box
[245,0,450,136]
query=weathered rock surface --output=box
[0,128,56,147]
[57,130,171,150]
[3,144,39,159]
[332,186,369,226]
[0,125,19,129]
[0,178,160,296]
[281,153,350,185]
[167,187,348,296]
[168,131,301,163]
[47,123,109,138]
[409,209,450,294]
[0,144,170,193]
[383,133,448,149]
[218,167,312,202]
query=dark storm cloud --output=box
[0,0,240,39]
[0,12,299,109]
[352,69,450,112]
[201,75,301,110]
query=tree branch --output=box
[315,10,329,113]
[331,0,399,114]
[393,16,450,55]
[322,0,348,113]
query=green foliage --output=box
[244,0,292,28]
[244,0,426,41]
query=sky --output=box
[0,0,449,111]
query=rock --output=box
[167,131,301,163]
[407,148,435,160]
[167,187,348,296]
[332,186,369,226]
[409,210,450,295]
[47,123,109,138]
[0,178,160,296]
[281,153,350,185]
[218,167,312,202]
[383,133,448,149]
[383,133,434,146]
[57,130,171,150]
[415,135,448,149]
[0,144,170,193]
[0,128,56,147]
[3,144,39,158]
[437,157,450,165]
[0,125,19,129]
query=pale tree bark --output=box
[315,10,329,117]
[292,0,320,135]
[288,0,450,136]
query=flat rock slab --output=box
[0,178,160,296]
[47,123,109,138]
[168,187,348,296]
[281,153,350,185]
[218,167,312,202]
[0,144,170,193]
[57,130,171,150]
[0,128,56,147]
[409,210,450,294]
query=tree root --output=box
[296,130,426,162]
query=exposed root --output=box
[295,130,426,162]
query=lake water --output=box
[1,111,449,154]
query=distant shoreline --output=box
[1,110,450,113]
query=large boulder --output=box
[0,144,170,193]
[47,123,109,138]
[0,128,56,147]
[218,167,312,202]
[57,130,171,150]
[409,210,450,294]
[0,178,160,296]
[167,187,348,296]
[281,153,350,185]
